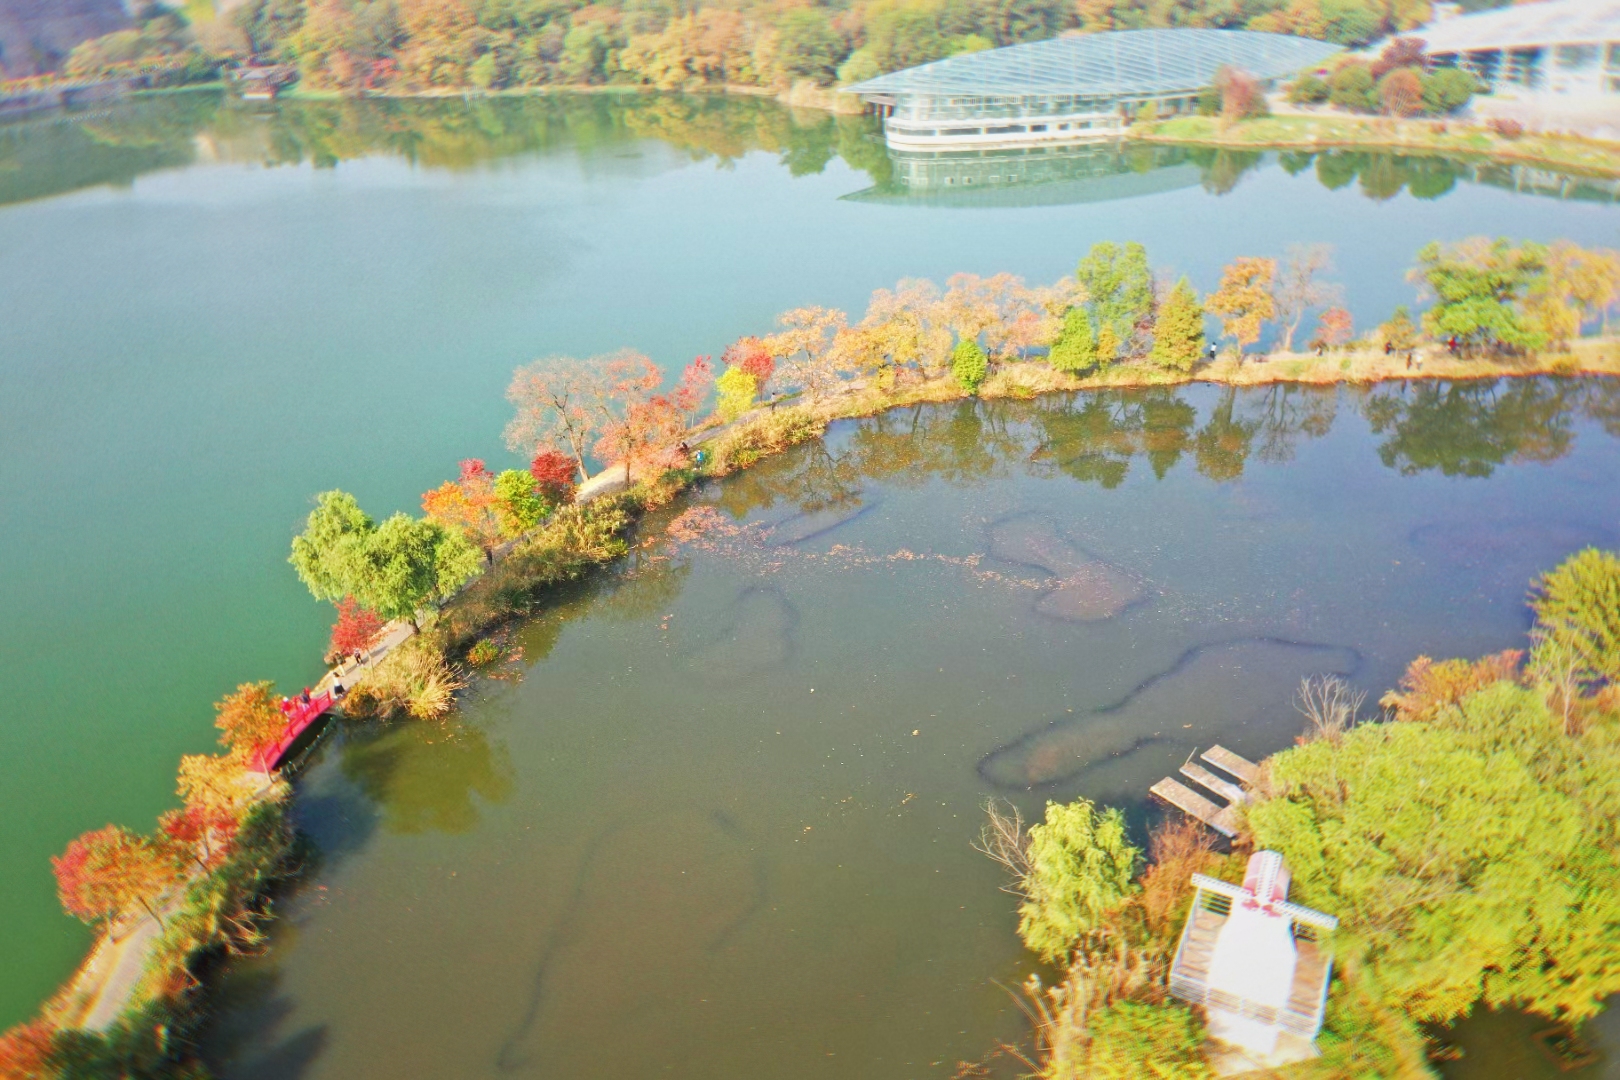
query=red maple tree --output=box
[721,337,775,396]
[0,1020,55,1079]
[672,355,715,426]
[159,805,240,872]
[529,447,577,503]
[328,597,384,661]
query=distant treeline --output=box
[48,0,1509,94]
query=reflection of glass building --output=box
[843,142,1201,207]
[844,29,1340,150]
[1423,0,1620,96]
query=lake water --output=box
[2,92,1619,1075]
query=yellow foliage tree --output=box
[1205,256,1278,357]
[214,681,287,758]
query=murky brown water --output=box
[205,383,1620,1080]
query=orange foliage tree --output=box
[0,1021,55,1079]
[1379,650,1523,722]
[1206,256,1278,357]
[214,681,287,758]
[595,395,686,482]
[52,825,186,928]
[422,458,505,562]
[1316,306,1355,348]
[178,753,248,812]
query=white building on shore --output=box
[1423,0,1620,98]
[843,29,1341,151]
[1169,850,1338,1073]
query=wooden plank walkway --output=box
[1203,745,1260,784]
[1180,761,1248,806]
[1150,778,1238,837]
[1150,745,1258,837]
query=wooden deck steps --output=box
[1202,744,1260,784]
[1151,778,1239,836]
[1150,745,1258,838]
[1180,761,1248,805]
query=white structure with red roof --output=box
[1170,850,1339,1072]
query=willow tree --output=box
[1018,798,1140,963]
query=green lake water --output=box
[2,91,1619,1076]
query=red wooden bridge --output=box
[250,691,335,773]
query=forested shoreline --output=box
[45,0,1456,98]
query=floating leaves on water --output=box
[988,515,1144,621]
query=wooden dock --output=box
[1149,745,1258,837]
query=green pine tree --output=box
[1048,307,1098,375]
[951,338,989,394]
[1149,278,1206,373]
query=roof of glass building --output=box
[1419,0,1620,55]
[844,29,1342,99]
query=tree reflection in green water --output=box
[340,717,516,835]
[5,91,1616,211]
[1363,378,1586,477]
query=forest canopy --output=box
[50,0,1488,93]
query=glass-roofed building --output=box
[1422,0,1620,97]
[844,29,1342,150]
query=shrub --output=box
[350,641,466,720]
[1491,116,1525,139]
[467,639,502,667]
[1289,72,1331,104]
[1085,1001,1212,1080]
[1379,305,1419,352]
[1379,67,1424,117]
[1422,67,1479,115]
[1379,650,1523,722]
[950,338,989,393]
[1216,65,1268,121]
[1330,63,1377,112]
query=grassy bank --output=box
[1134,113,1620,180]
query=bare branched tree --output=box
[972,798,1030,896]
[1273,243,1343,353]
[1529,625,1585,737]
[1295,674,1366,745]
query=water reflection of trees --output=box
[340,717,516,835]
[734,378,1610,502]
[1362,378,1589,477]
[0,91,886,207]
[11,92,1620,210]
